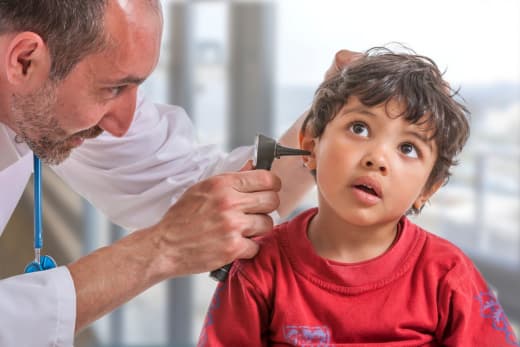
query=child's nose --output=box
[362,156,388,175]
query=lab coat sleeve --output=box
[0,266,76,347]
[52,92,253,230]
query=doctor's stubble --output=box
[11,81,103,165]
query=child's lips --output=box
[351,185,381,206]
[349,176,383,206]
[354,184,378,197]
[351,176,383,198]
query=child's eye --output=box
[349,122,369,137]
[400,143,419,158]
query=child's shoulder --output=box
[411,220,481,280]
[232,208,315,283]
[229,222,286,289]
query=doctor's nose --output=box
[98,88,138,137]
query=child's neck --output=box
[307,208,399,263]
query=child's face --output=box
[301,96,441,227]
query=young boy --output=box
[198,47,519,347]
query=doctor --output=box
[0,0,358,346]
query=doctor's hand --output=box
[324,49,363,80]
[148,169,281,278]
[69,165,280,331]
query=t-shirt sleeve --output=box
[197,263,270,347]
[436,259,519,346]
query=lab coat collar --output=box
[0,123,31,172]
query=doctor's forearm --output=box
[68,226,165,332]
[68,164,280,332]
[272,110,314,218]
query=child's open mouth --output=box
[354,184,379,197]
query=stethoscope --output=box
[24,155,57,273]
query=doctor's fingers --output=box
[239,212,275,238]
[218,215,272,261]
[235,237,262,260]
[195,174,281,213]
[233,189,281,214]
[226,169,282,193]
[324,49,363,80]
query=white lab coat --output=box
[0,91,252,346]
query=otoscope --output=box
[209,134,310,282]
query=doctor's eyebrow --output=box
[108,75,147,86]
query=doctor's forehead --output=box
[85,0,162,77]
[112,0,162,15]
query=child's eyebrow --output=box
[339,106,376,118]
[340,106,434,152]
[405,130,433,151]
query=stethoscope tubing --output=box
[33,155,43,250]
[24,154,57,273]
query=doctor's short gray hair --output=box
[0,0,109,80]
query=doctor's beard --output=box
[11,81,103,165]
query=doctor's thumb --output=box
[239,160,254,172]
[324,49,363,80]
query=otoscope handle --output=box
[209,134,309,282]
[209,263,232,282]
[209,163,268,281]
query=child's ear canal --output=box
[299,131,317,170]
[303,155,317,170]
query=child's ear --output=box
[298,129,317,170]
[412,179,444,211]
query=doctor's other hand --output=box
[148,169,281,278]
[324,49,362,80]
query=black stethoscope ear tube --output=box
[209,135,309,282]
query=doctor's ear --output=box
[5,32,51,88]
[298,130,317,170]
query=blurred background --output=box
[1,0,519,346]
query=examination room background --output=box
[1,0,519,346]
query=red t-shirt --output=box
[198,208,519,347]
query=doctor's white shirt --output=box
[0,92,252,346]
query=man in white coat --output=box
[0,0,357,345]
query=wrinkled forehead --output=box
[104,0,163,51]
[77,0,163,85]
[113,0,162,13]
[107,0,163,31]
